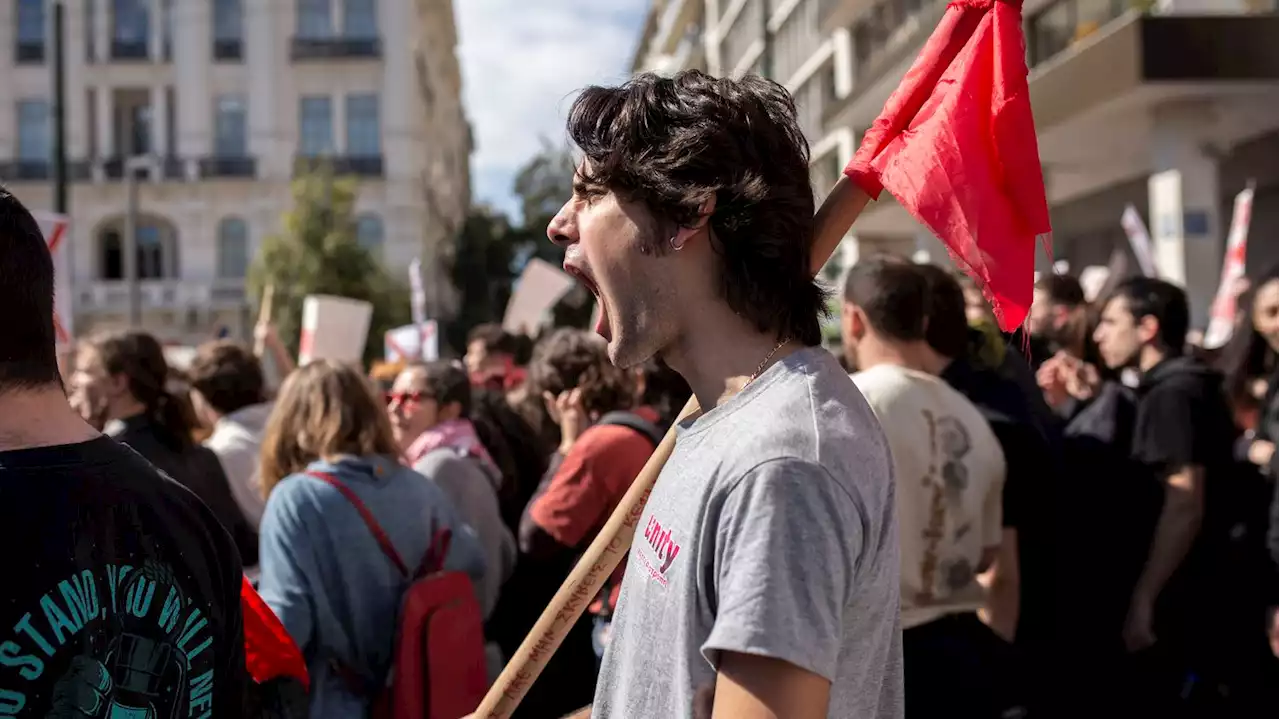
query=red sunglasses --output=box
[385,391,431,407]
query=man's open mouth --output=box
[564,263,611,341]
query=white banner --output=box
[1120,204,1158,277]
[408,258,427,328]
[1202,184,1255,349]
[32,211,73,347]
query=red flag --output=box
[845,0,1050,332]
[241,576,310,689]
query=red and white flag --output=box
[1203,184,1255,349]
[32,211,73,347]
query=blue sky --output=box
[456,1,651,222]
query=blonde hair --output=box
[259,359,401,497]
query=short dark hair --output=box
[406,360,473,418]
[843,257,930,342]
[529,328,633,418]
[566,70,826,346]
[467,324,517,357]
[0,188,60,391]
[916,264,971,360]
[186,341,265,416]
[1034,274,1085,307]
[1107,276,1189,354]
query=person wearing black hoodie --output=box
[1093,277,1246,715]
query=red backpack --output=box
[306,471,489,719]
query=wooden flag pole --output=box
[253,284,275,358]
[473,181,871,718]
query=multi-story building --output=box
[635,0,1278,326]
[0,0,471,344]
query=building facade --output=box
[0,0,471,344]
[634,0,1278,327]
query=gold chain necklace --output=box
[748,337,792,383]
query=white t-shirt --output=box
[852,364,1006,629]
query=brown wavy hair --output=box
[258,359,401,497]
[566,70,827,346]
[528,328,634,420]
[85,330,197,451]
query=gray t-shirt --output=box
[593,346,903,718]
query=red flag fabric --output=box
[241,575,310,689]
[845,0,1051,332]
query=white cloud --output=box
[456,0,650,219]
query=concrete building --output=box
[634,0,1278,326]
[0,0,471,344]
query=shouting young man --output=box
[545,71,902,719]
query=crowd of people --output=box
[0,67,1276,719]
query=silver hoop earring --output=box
[669,235,684,251]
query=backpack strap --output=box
[304,470,410,579]
[596,411,663,448]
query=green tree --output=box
[512,138,577,267]
[248,164,410,365]
[444,206,519,353]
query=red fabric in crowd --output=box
[844,0,1051,332]
[241,575,310,690]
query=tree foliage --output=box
[446,140,593,348]
[248,164,410,365]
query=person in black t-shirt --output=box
[0,188,247,717]
[1093,277,1249,713]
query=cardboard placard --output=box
[385,321,439,362]
[299,295,373,366]
[503,258,577,335]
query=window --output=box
[17,101,50,163]
[345,94,380,157]
[114,0,150,44]
[356,215,384,257]
[137,224,165,279]
[17,0,45,62]
[217,218,250,278]
[1031,1,1077,65]
[297,0,332,38]
[128,104,153,156]
[86,0,97,61]
[214,0,243,42]
[298,96,333,156]
[214,95,248,156]
[101,223,171,280]
[344,0,377,38]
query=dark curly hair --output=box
[565,70,827,346]
[529,328,634,419]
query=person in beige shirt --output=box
[842,258,1019,719]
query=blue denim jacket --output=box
[257,454,487,718]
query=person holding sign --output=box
[543,71,902,719]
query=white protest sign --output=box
[298,294,373,366]
[32,211,73,347]
[384,321,439,362]
[1078,265,1112,303]
[409,258,427,327]
[1203,184,1255,349]
[503,258,577,335]
[1120,204,1157,277]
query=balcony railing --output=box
[213,38,242,61]
[111,39,150,60]
[0,160,93,182]
[199,156,257,178]
[290,37,381,61]
[294,155,384,177]
[77,279,249,313]
[15,41,44,64]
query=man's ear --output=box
[671,195,717,251]
[842,301,865,340]
[1137,314,1161,347]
